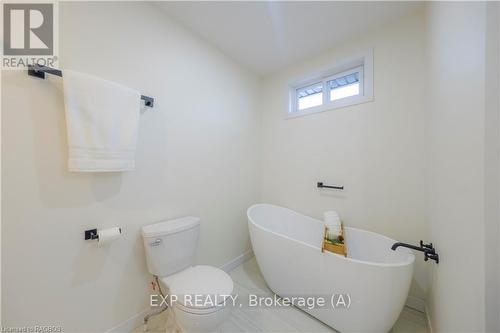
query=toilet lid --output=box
[162,265,233,309]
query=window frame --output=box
[287,49,374,119]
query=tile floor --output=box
[136,258,429,333]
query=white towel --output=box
[62,70,141,172]
[324,211,342,238]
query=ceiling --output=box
[155,1,422,76]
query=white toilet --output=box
[142,217,233,333]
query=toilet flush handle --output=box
[150,239,162,246]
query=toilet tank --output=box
[141,216,200,277]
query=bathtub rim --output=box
[247,203,415,268]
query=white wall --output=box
[1,2,259,332]
[485,3,500,332]
[425,2,494,331]
[259,11,429,301]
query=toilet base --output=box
[172,305,231,333]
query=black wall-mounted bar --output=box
[391,240,439,264]
[27,64,155,108]
[317,182,344,190]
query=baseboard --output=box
[106,308,149,333]
[425,304,434,333]
[220,249,254,272]
[405,295,426,313]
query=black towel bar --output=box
[27,64,155,108]
[317,182,344,190]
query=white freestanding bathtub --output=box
[247,204,415,333]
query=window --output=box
[288,50,373,118]
[327,68,361,101]
[297,82,323,110]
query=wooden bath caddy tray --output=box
[321,224,347,257]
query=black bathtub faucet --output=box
[391,240,439,264]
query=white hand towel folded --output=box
[63,70,141,172]
[324,210,342,238]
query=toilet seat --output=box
[162,265,234,314]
